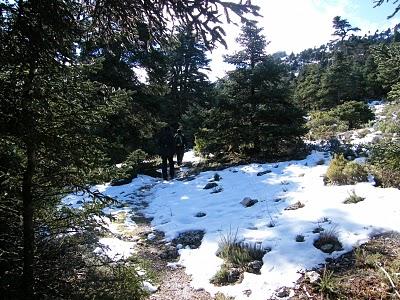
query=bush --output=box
[307,111,348,140]
[376,101,400,134]
[331,101,374,129]
[116,149,148,180]
[325,155,368,185]
[369,141,400,188]
[307,101,374,140]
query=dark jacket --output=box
[174,132,186,149]
[158,126,175,157]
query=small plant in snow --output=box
[313,227,342,253]
[210,266,238,285]
[344,190,365,204]
[295,234,305,242]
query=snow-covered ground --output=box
[61,101,400,299]
[63,149,400,299]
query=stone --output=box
[306,271,321,283]
[228,268,241,283]
[240,197,258,207]
[247,260,263,273]
[159,245,179,260]
[195,212,206,218]
[284,201,305,210]
[275,287,290,298]
[203,182,218,190]
[142,281,158,293]
[320,243,335,253]
[172,230,205,249]
[210,186,223,194]
[256,170,271,176]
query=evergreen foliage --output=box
[369,141,400,188]
[196,22,306,160]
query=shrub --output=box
[331,101,374,129]
[307,111,348,140]
[210,266,233,285]
[115,149,148,180]
[369,141,400,188]
[307,101,374,140]
[325,155,368,185]
[325,154,348,184]
[376,101,400,134]
[316,267,337,297]
[344,190,365,204]
[216,230,267,272]
[295,234,305,242]
[342,162,368,184]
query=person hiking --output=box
[174,128,186,166]
[158,125,175,180]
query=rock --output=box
[210,186,223,194]
[142,281,158,293]
[306,271,321,283]
[243,289,252,297]
[275,287,290,298]
[76,200,83,204]
[195,212,206,218]
[110,178,132,186]
[240,197,259,207]
[204,182,218,190]
[320,243,335,253]
[247,260,263,273]
[159,245,179,260]
[172,230,205,249]
[213,173,221,181]
[147,233,156,241]
[284,201,305,210]
[257,170,271,176]
[228,268,241,283]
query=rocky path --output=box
[126,175,214,300]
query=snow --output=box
[62,110,400,299]
[138,151,400,299]
[94,237,136,260]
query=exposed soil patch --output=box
[291,231,400,299]
[133,216,213,299]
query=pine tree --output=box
[197,22,306,160]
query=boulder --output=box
[256,170,271,176]
[284,201,305,210]
[240,197,258,207]
[204,182,218,189]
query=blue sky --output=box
[207,0,399,80]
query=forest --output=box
[1,0,400,299]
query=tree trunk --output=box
[22,143,35,299]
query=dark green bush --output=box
[331,101,374,129]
